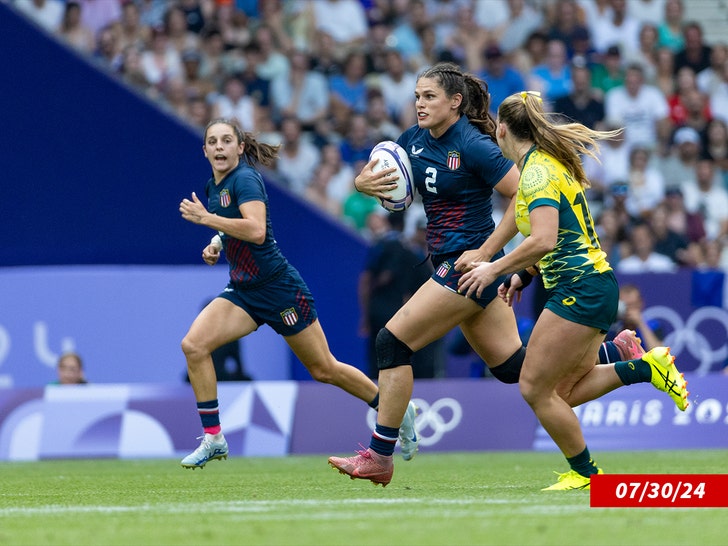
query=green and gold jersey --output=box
[515,148,611,289]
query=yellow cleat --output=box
[642,347,689,411]
[542,468,603,491]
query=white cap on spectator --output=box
[673,127,700,146]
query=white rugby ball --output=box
[369,141,414,212]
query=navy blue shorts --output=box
[217,265,317,336]
[430,251,507,308]
[544,270,619,333]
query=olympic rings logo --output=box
[643,305,728,374]
[367,397,462,446]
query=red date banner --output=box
[591,474,728,507]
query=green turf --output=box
[0,450,725,546]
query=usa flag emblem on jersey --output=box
[436,261,451,278]
[280,307,299,326]
[447,151,461,170]
[219,189,231,208]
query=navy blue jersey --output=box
[397,116,514,256]
[205,163,288,286]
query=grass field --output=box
[0,449,725,546]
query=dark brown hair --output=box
[204,118,280,167]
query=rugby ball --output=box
[369,141,414,212]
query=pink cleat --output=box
[328,448,394,487]
[613,329,646,361]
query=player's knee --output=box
[488,346,525,384]
[306,360,336,384]
[376,328,413,370]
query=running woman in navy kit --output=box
[179,119,417,468]
[328,63,526,486]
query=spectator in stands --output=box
[119,44,154,98]
[270,48,329,130]
[160,77,190,119]
[649,202,691,265]
[444,2,490,72]
[653,46,677,97]
[605,63,671,151]
[210,74,259,132]
[624,23,660,83]
[214,3,250,50]
[319,142,355,209]
[546,0,590,59]
[140,26,184,92]
[488,0,543,56]
[590,0,640,58]
[668,66,710,129]
[657,0,685,52]
[579,0,614,49]
[478,44,526,117]
[659,126,703,191]
[376,49,418,130]
[275,115,321,196]
[53,351,88,385]
[595,207,629,268]
[117,0,151,52]
[617,222,677,273]
[342,159,380,232]
[513,29,549,76]
[582,120,631,200]
[339,113,376,167]
[680,159,728,242]
[137,0,167,29]
[309,31,343,79]
[528,39,573,104]
[304,163,342,218]
[628,0,667,27]
[77,0,121,37]
[553,61,605,128]
[609,284,665,352]
[251,23,289,83]
[663,187,707,245]
[709,57,728,125]
[624,145,665,221]
[388,0,428,66]
[178,0,210,35]
[328,51,369,132]
[163,4,200,55]
[364,20,395,75]
[590,45,626,98]
[181,48,215,102]
[311,0,369,53]
[14,0,65,33]
[92,23,123,71]
[701,118,728,186]
[673,21,712,76]
[696,43,728,96]
[187,94,211,130]
[366,88,403,142]
[197,26,226,90]
[56,1,95,54]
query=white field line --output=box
[0,498,590,518]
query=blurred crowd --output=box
[11,0,728,271]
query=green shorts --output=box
[544,270,618,333]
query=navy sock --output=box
[368,393,379,410]
[614,358,652,385]
[598,341,622,364]
[197,399,220,429]
[369,423,398,457]
[567,446,599,477]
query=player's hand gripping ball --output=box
[369,141,414,212]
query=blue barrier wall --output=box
[0,5,369,377]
